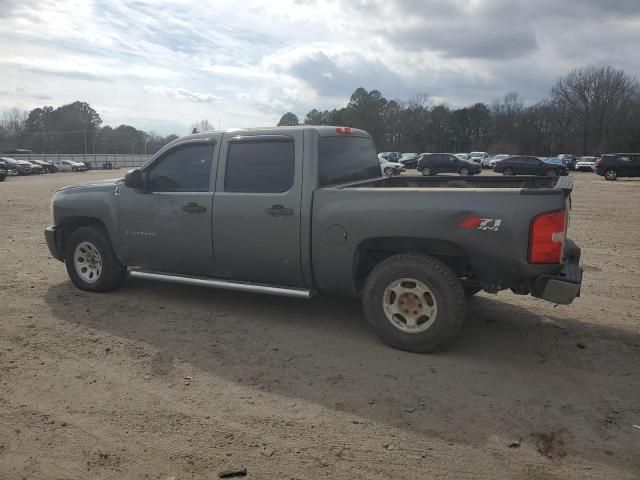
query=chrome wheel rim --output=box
[422,168,431,176]
[605,170,616,180]
[460,168,469,176]
[73,241,103,284]
[382,278,438,333]
[384,167,392,176]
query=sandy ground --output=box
[1,169,639,480]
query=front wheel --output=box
[421,167,434,176]
[64,226,127,292]
[546,169,557,177]
[604,169,617,181]
[362,253,465,353]
[503,167,514,176]
[383,167,393,176]
[459,167,470,176]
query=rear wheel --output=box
[64,226,127,292]
[503,167,514,176]
[362,253,465,353]
[604,169,617,181]
[546,169,557,177]
[464,286,482,297]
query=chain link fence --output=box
[4,154,152,170]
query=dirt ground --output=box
[1,169,639,480]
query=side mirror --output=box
[124,168,144,190]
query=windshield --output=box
[319,136,381,186]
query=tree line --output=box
[0,101,179,155]
[278,65,640,155]
[2,65,638,156]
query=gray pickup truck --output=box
[45,126,582,353]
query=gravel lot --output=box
[1,170,639,479]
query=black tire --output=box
[64,226,127,292]
[546,169,557,177]
[362,253,465,353]
[604,169,617,181]
[459,167,470,176]
[503,167,514,176]
[464,286,482,297]
[383,167,393,176]
[421,167,434,176]
[0,175,5,182]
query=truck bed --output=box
[311,174,573,295]
[341,175,570,192]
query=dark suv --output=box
[417,153,481,176]
[595,153,640,180]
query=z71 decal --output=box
[458,216,502,232]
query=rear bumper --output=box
[530,239,582,305]
[45,225,64,261]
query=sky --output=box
[1,0,640,135]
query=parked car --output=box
[595,153,640,180]
[1,157,32,175]
[0,160,7,181]
[417,153,481,176]
[53,160,87,172]
[378,152,402,162]
[378,155,405,176]
[487,154,510,168]
[399,153,420,169]
[30,159,58,173]
[45,125,582,353]
[467,151,489,165]
[0,158,16,176]
[454,153,469,161]
[494,156,568,176]
[26,160,44,174]
[556,154,577,170]
[574,156,598,172]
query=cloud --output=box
[143,86,224,103]
[0,0,639,134]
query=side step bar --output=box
[129,269,315,299]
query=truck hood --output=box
[57,178,123,192]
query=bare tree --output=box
[0,108,28,138]
[551,65,640,153]
[191,119,214,133]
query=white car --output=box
[575,156,598,172]
[378,154,405,176]
[454,153,469,161]
[488,154,511,168]
[468,151,489,165]
[53,160,87,172]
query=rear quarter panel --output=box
[311,186,567,295]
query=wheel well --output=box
[353,237,472,291]
[58,217,108,259]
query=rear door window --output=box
[225,140,294,193]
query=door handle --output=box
[265,204,294,217]
[182,202,207,214]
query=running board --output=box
[129,269,315,299]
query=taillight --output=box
[335,127,353,134]
[595,158,602,166]
[529,210,566,264]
